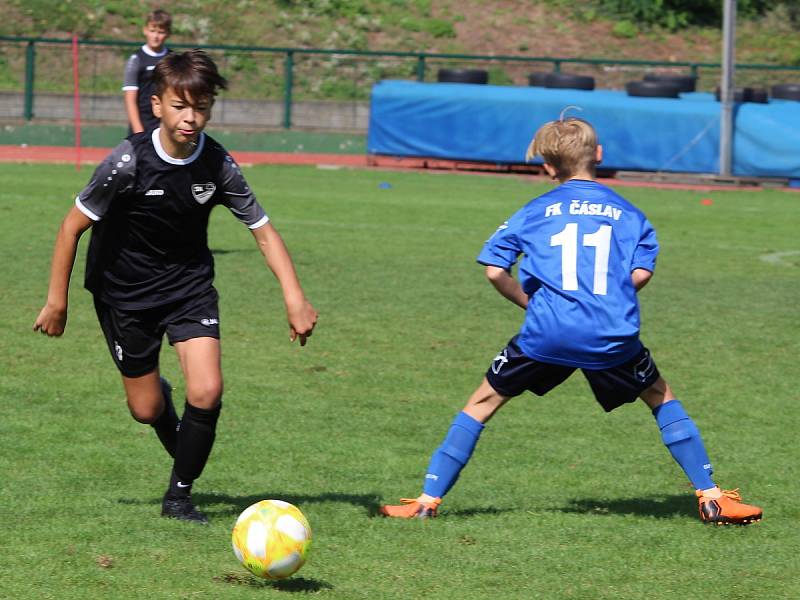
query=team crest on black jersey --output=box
[191,182,216,204]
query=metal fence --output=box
[1,35,799,130]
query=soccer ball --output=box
[231,500,312,579]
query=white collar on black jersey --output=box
[151,128,206,165]
[141,44,168,58]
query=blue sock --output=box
[422,411,484,499]
[653,400,714,490]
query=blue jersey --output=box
[477,180,658,369]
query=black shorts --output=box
[485,336,660,412]
[94,288,220,378]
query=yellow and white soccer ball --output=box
[231,499,312,579]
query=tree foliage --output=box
[593,0,787,30]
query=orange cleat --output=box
[696,488,762,525]
[379,496,441,519]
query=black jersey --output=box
[122,45,170,132]
[76,129,268,310]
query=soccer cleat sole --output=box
[708,516,762,526]
[699,500,762,526]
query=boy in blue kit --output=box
[381,117,762,525]
[34,50,317,524]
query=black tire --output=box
[771,83,800,100]
[715,87,754,102]
[437,68,488,84]
[749,88,769,103]
[544,72,595,90]
[643,73,697,93]
[626,80,681,98]
[528,72,549,87]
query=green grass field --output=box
[1,164,798,599]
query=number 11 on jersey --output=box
[550,223,612,295]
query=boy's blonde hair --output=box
[526,117,598,178]
[146,9,172,32]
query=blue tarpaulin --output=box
[367,80,800,178]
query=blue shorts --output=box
[485,336,660,412]
[94,288,220,378]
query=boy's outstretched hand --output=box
[287,299,318,346]
[33,303,67,337]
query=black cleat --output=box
[161,493,209,524]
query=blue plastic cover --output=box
[367,80,800,177]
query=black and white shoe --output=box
[161,493,208,524]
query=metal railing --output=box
[2,35,800,129]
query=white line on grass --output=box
[759,250,800,266]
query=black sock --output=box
[167,468,192,498]
[168,401,221,497]
[150,378,179,458]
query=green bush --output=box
[582,0,783,30]
[277,0,371,17]
[0,52,21,90]
[398,17,423,33]
[422,18,456,39]
[10,0,108,36]
[488,66,513,86]
[413,0,432,17]
[612,19,638,38]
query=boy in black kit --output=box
[34,50,318,524]
[123,9,171,134]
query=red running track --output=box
[0,144,793,193]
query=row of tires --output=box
[435,68,800,102]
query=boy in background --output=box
[381,117,762,526]
[35,50,318,524]
[123,9,171,134]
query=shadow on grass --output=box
[119,492,519,521]
[119,490,383,519]
[553,494,691,519]
[214,571,333,592]
[210,248,253,256]
[367,505,516,519]
[443,506,516,518]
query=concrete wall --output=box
[0,92,370,131]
